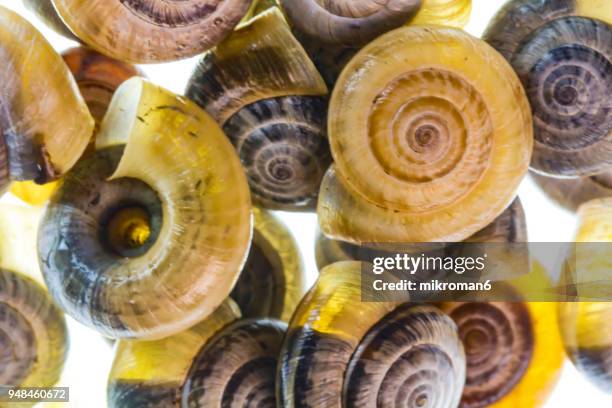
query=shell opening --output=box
[102,204,157,258]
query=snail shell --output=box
[61,47,141,128]
[531,170,612,212]
[187,8,331,211]
[10,47,140,207]
[38,78,252,340]
[244,0,278,20]
[278,0,421,46]
[408,0,472,27]
[483,1,612,177]
[440,298,564,407]
[0,6,94,196]
[320,26,532,244]
[0,205,68,395]
[108,300,286,407]
[558,198,612,393]
[48,0,252,63]
[314,229,445,270]
[231,207,306,322]
[278,261,466,408]
[316,198,528,281]
[21,0,79,40]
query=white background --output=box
[1,0,611,406]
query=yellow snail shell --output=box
[231,207,306,322]
[108,300,287,407]
[408,0,472,28]
[47,0,252,63]
[0,205,69,397]
[558,198,612,393]
[278,261,466,408]
[186,8,331,211]
[38,78,252,340]
[319,26,532,244]
[11,47,140,207]
[0,6,94,197]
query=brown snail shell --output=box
[48,0,252,63]
[231,207,306,322]
[441,298,564,408]
[483,0,612,177]
[0,6,94,196]
[38,78,252,340]
[108,300,287,407]
[186,8,331,211]
[62,47,141,128]
[320,26,532,244]
[278,0,421,47]
[531,170,612,212]
[278,261,466,408]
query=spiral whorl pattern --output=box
[182,319,286,407]
[223,96,331,210]
[0,269,68,389]
[367,68,492,211]
[443,302,534,408]
[514,17,612,176]
[279,262,465,408]
[484,1,612,177]
[119,0,228,27]
[279,0,421,46]
[51,0,252,62]
[321,26,532,243]
[344,304,465,408]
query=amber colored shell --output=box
[320,26,532,244]
[0,6,93,196]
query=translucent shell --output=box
[187,8,330,211]
[316,198,527,276]
[38,78,252,340]
[108,301,285,407]
[11,47,140,207]
[0,7,94,196]
[409,0,472,28]
[0,205,68,394]
[231,207,306,322]
[244,0,278,20]
[49,0,251,63]
[321,26,532,243]
[440,300,564,408]
[279,261,466,408]
[278,0,421,46]
[483,1,612,177]
[558,198,612,393]
[531,170,612,212]
[21,0,78,40]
